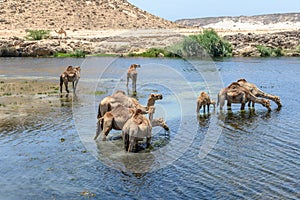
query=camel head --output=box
[274,96,282,107]
[150,93,163,100]
[147,93,163,107]
[210,100,216,108]
[131,64,141,69]
[155,118,169,131]
[262,99,271,111]
[75,66,81,72]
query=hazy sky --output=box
[127,0,300,21]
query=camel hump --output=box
[237,78,247,82]
[133,109,144,125]
[66,66,73,71]
[227,82,241,89]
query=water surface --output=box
[0,57,299,199]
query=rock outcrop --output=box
[224,31,300,56]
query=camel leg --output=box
[72,81,75,93]
[146,137,152,148]
[74,79,79,93]
[94,119,103,140]
[203,105,206,113]
[60,76,63,93]
[227,102,232,110]
[101,121,113,141]
[132,74,137,93]
[64,82,69,93]
[126,74,130,88]
[128,137,135,152]
[196,103,201,113]
[207,105,210,113]
[241,103,246,110]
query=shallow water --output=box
[0,57,299,199]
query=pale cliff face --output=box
[175,13,300,31]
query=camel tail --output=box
[97,102,111,119]
[97,104,102,119]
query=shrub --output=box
[0,47,18,57]
[128,48,179,58]
[128,29,232,58]
[256,45,284,57]
[256,45,272,57]
[54,49,86,58]
[25,30,50,40]
[168,29,232,58]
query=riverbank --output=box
[0,28,299,57]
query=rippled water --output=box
[0,57,299,199]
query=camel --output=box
[237,78,282,108]
[122,109,152,152]
[196,92,215,113]
[97,91,163,119]
[60,66,81,93]
[126,64,141,93]
[95,105,169,141]
[55,28,67,37]
[217,82,271,111]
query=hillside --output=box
[0,0,177,30]
[175,13,300,31]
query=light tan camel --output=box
[237,78,282,108]
[122,109,152,152]
[126,64,141,93]
[60,66,81,93]
[217,82,271,111]
[196,92,215,113]
[55,28,67,37]
[97,91,163,119]
[95,105,169,141]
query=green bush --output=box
[128,48,179,58]
[54,49,86,58]
[0,47,18,57]
[128,29,232,58]
[256,45,272,57]
[25,30,50,40]
[256,45,284,57]
[168,29,232,58]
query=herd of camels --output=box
[59,64,282,152]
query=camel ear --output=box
[150,94,154,97]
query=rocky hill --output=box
[0,0,177,30]
[175,13,300,31]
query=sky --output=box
[127,0,300,21]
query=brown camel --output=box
[237,78,282,108]
[97,91,163,119]
[217,82,271,111]
[55,28,67,37]
[60,66,81,93]
[95,105,169,141]
[122,109,152,152]
[126,64,141,93]
[196,92,215,113]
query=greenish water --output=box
[0,57,299,199]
